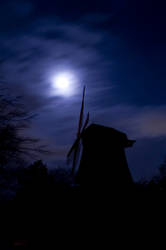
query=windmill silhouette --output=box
[67,86,135,190]
[67,86,89,175]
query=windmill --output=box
[67,86,89,175]
[67,87,135,190]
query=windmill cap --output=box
[82,123,136,148]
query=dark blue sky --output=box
[1,0,166,180]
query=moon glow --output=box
[51,72,76,96]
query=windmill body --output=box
[75,124,135,190]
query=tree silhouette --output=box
[159,158,166,178]
[0,86,48,168]
[28,160,48,184]
[157,157,166,192]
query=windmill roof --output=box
[82,123,135,148]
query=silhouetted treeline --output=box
[135,157,166,194]
[1,157,166,205]
[0,158,166,249]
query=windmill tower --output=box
[76,124,135,190]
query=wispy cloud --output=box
[93,105,166,139]
[1,10,113,107]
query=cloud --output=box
[128,106,166,138]
[93,105,166,139]
[1,10,113,114]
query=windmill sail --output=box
[77,86,85,137]
[82,112,89,131]
[67,86,89,174]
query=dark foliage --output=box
[0,156,166,249]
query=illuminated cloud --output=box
[93,105,166,139]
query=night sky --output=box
[1,0,166,180]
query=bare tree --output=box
[0,85,48,168]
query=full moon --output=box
[51,71,76,96]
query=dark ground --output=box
[0,162,166,249]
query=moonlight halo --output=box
[50,71,77,97]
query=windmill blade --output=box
[66,85,89,175]
[77,86,86,137]
[71,142,81,174]
[67,137,80,159]
[68,112,89,158]
[82,112,89,132]
[67,113,89,171]
[67,138,81,173]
